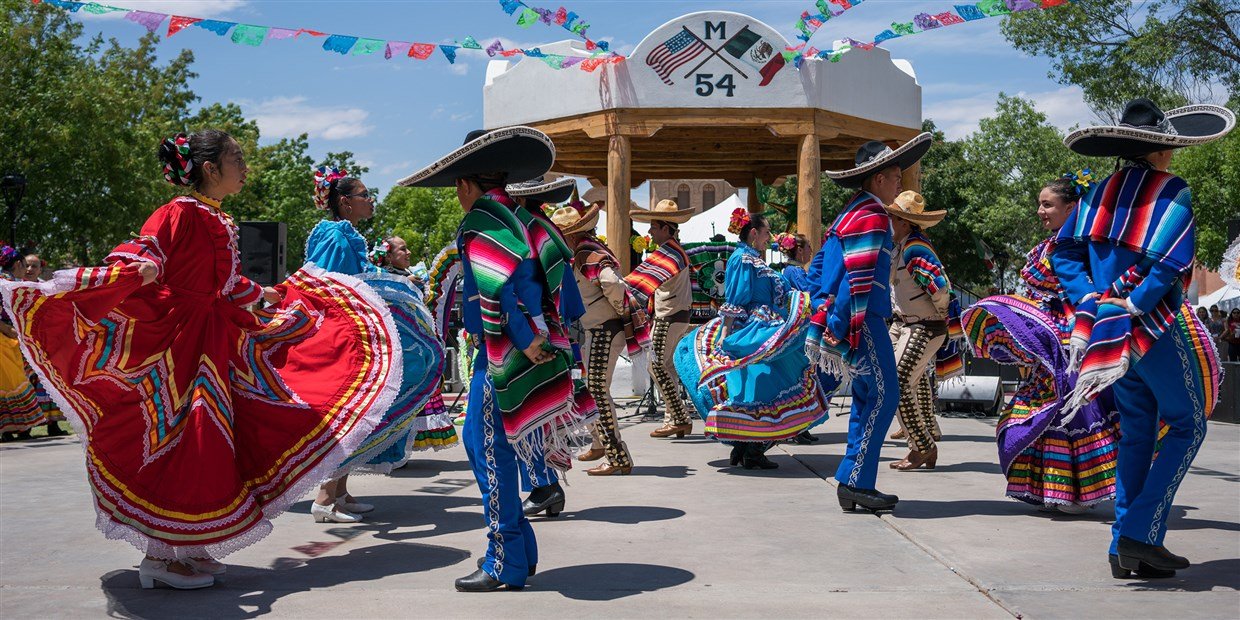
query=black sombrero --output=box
[825,132,932,189]
[397,126,555,187]
[1064,98,1235,158]
[507,176,576,204]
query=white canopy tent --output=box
[1196,284,1240,312]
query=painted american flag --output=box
[645,29,707,85]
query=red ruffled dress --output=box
[0,194,400,559]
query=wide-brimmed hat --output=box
[630,198,695,224]
[507,175,576,204]
[1064,98,1235,158]
[884,191,945,228]
[550,204,601,236]
[397,126,555,187]
[825,132,932,189]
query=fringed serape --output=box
[1055,167,1196,415]
[625,240,689,314]
[577,236,651,355]
[459,196,591,471]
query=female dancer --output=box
[0,246,44,441]
[674,210,828,469]
[963,173,1119,513]
[306,168,456,523]
[0,130,402,588]
[775,233,825,446]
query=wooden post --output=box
[901,161,922,192]
[797,134,822,252]
[606,134,632,273]
[747,179,762,214]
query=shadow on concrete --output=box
[704,455,823,478]
[628,465,696,478]
[533,562,695,600]
[1129,557,1240,592]
[887,499,1103,520]
[100,542,469,619]
[336,495,483,542]
[557,505,686,524]
[388,458,473,479]
[1168,505,1240,534]
[912,461,1002,474]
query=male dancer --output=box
[399,127,590,592]
[885,191,951,471]
[625,199,697,438]
[552,202,651,475]
[809,133,932,513]
[1052,98,1230,577]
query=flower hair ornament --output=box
[369,237,391,266]
[727,207,751,235]
[313,165,349,210]
[161,133,194,186]
[774,232,799,252]
[1062,168,1097,198]
[0,245,20,270]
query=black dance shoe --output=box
[729,444,745,466]
[1116,536,1189,572]
[454,568,522,592]
[741,444,778,470]
[521,483,566,518]
[790,430,819,445]
[837,484,898,513]
[477,556,536,576]
[1108,553,1176,579]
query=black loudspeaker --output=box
[937,376,1003,416]
[1227,217,1239,243]
[238,221,286,287]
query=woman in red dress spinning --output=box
[0,130,401,589]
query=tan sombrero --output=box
[550,204,600,236]
[630,198,695,224]
[884,191,945,228]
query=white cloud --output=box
[448,63,470,76]
[242,96,373,141]
[378,160,415,175]
[925,86,1093,139]
[80,1,248,19]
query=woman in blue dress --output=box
[674,210,829,470]
[775,232,828,445]
[306,167,456,523]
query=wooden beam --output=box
[606,135,632,273]
[901,162,922,192]
[747,179,761,214]
[798,134,822,253]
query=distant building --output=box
[648,179,738,214]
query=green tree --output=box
[1002,0,1240,112]
[1,0,196,264]
[1170,100,1240,269]
[373,186,464,266]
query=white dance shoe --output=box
[337,498,374,514]
[312,501,362,523]
[184,557,227,575]
[138,558,215,590]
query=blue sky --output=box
[68,1,1101,195]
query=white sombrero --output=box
[398,126,555,187]
[1064,98,1235,158]
[825,132,932,189]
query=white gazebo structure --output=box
[484,11,923,271]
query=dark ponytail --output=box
[739,214,768,246]
[157,129,235,189]
[325,177,363,220]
